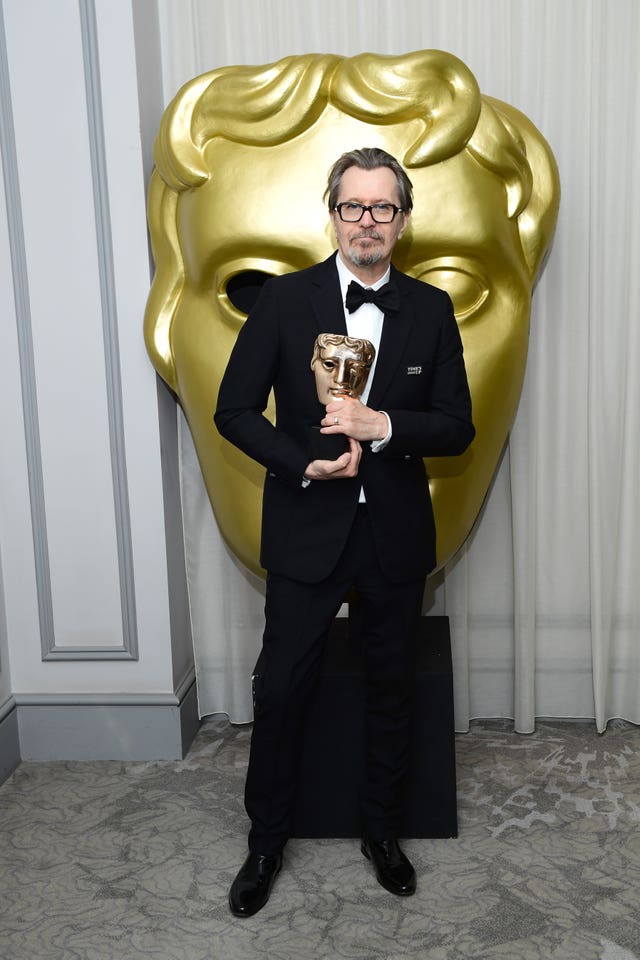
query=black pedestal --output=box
[253,615,458,839]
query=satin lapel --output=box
[367,270,413,409]
[309,255,348,336]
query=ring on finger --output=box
[333,416,339,425]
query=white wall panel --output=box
[0,139,18,710]
[0,0,179,697]
[4,0,122,653]
[0,3,48,689]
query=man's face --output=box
[311,339,374,404]
[329,166,409,276]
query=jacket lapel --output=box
[309,254,348,336]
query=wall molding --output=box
[15,692,183,707]
[0,695,17,724]
[14,666,197,708]
[174,664,197,703]
[0,703,20,785]
[0,0,56,663]
[4,679,200,767]
[1,2,140,663]
[1,676,200,779]
[40,0,141,662]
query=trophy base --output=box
[308,427,349,462]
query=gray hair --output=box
[324,147,414,212]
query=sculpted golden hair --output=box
[311,334,376,371]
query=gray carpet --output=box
[0,718,639,960]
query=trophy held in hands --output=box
[309,333,376,461]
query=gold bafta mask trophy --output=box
[144,50,560,577]
[309,333,376,461]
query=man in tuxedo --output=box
[215,147,475,917]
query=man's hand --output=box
[321,397,388,442]
[304,437,362,480]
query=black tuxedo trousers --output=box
[246,505,424,854]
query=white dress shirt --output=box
[335,255,393,501]
[335,254,392,453]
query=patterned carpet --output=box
[0,718,639,960]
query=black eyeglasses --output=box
[334,202,404,223]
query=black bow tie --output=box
[345,280,400,315]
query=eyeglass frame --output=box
[333,202,405,223]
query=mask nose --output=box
[333,360,349,387]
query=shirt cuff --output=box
[370,411,392,453]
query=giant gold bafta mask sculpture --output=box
[145,50,559,577]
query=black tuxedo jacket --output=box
[215,254,474,584]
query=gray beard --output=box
[348,247,383,268]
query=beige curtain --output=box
[160,0,640,732]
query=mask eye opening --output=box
[224,270,273,314]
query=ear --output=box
[398,208,411,238]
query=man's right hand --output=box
[303,437,362,480]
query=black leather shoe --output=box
[228,851,282,917]
[361,837,416,896]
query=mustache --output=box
[351,230,383,241]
